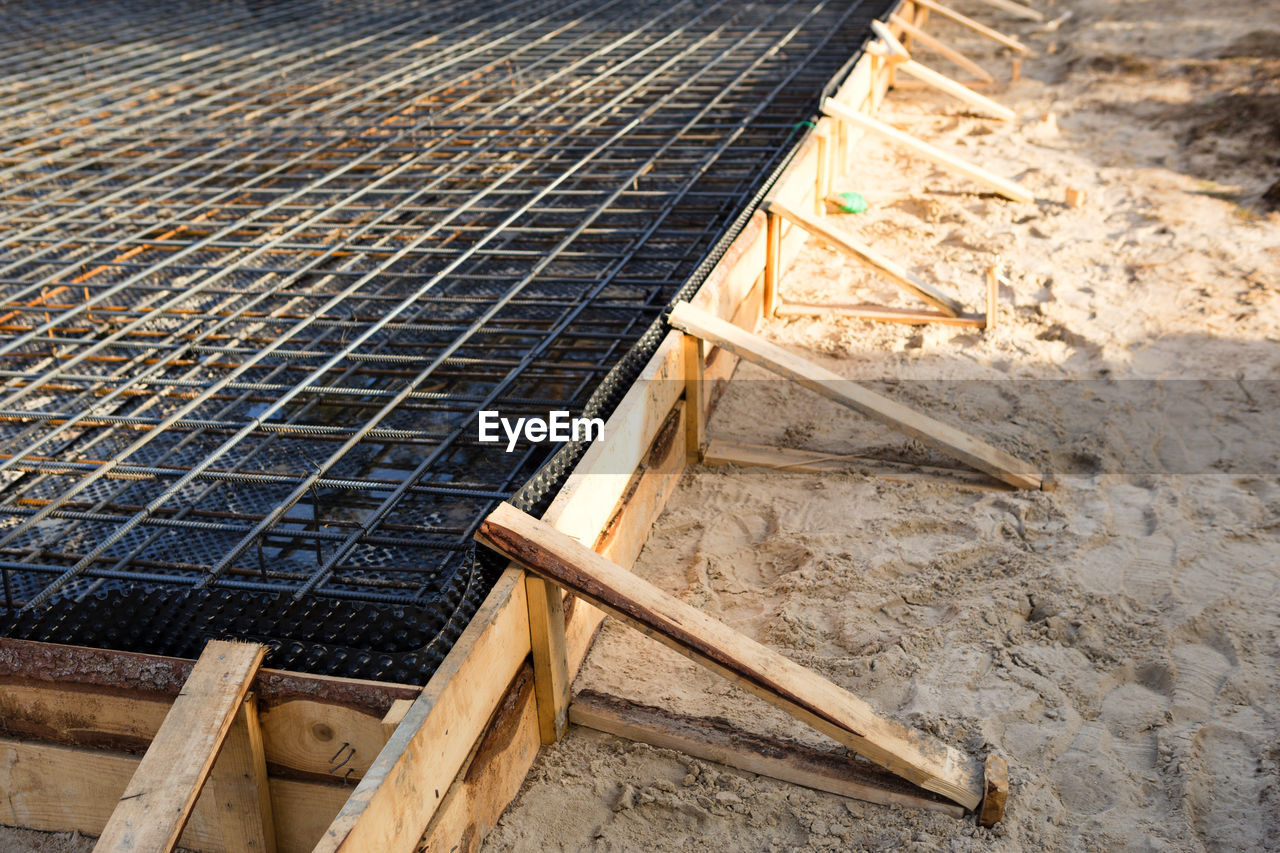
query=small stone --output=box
[614,783,637,811]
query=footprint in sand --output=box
[1170,642,1234,725]
[1185,725,1274,852]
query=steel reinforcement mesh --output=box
[0,0,892,682]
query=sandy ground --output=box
[3,0,1276,851]
[483,0,1280,850]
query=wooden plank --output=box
[683,333,706,458]
[776,300,985,328]
[525,573,570,744]
[668,302,1041,490]
[0,638,416,783]
[814,128,832,215]
[313,567,530,853]
[205,696,276,853]
[0,736,347,853]
[889,15,995,84]
[763,210,781,317]
[822,98,1034,204]
[476,503,987,810]
[258,698,404,781]
[986,265,999,329]
[763,200,966,317]
[417,665,540,853]
[95,640,266,853]
[269,780,353,853]
[570,691,965,818]
[0,681,400,783]
[702,438,1014,492]
[909,0,1030,53]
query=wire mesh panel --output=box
[0,0,892,682]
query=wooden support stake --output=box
[526,574,571,744]
[822,99,1034,204]
[668,302,1041,490]
[476,503,987,810]
[94,640,266,853]
[814,127,831,216]
[570,691,965,818]
[762,209,781,317]
[890,14,996,83]
[683,333,706,459]
[968,0,1044,21]
[763,200,966,317]
[985,265,999,329]
[206,695,276,853]
[910,0,1030,54]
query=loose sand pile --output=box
[483,0,1280,849]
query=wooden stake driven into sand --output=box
[476,502,995,813]
[668,302,1042,490]
[822,98,1035,203]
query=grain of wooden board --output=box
[476,502,987,810]
[668,302,1042,490]
[94,640,267,853]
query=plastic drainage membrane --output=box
[0,0,892,682]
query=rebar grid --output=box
[0,0,889,680]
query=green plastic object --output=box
[834,191,867,214]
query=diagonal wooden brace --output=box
[822,98,1035,203]
[669,302,1042,490]
[476,502,991,811]
[763,200,966,317]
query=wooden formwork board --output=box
[0,9,947,850]
[0,638,420,853]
